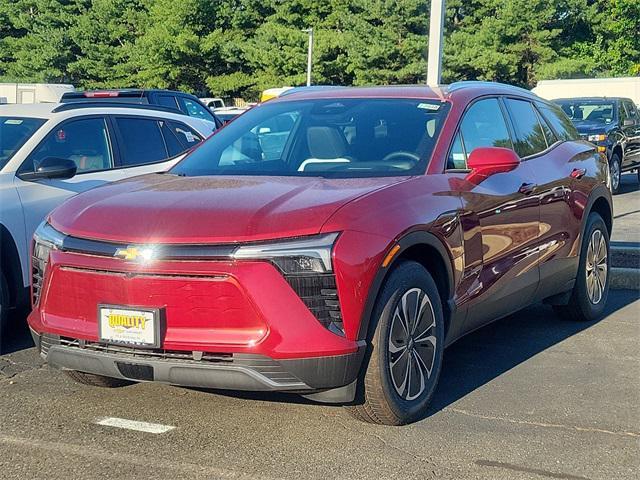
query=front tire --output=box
[554,212,610,322]
[609,153,621,194]
[65,370,134,388]
[347,261,445,425]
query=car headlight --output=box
[31,222,66,305]
[588,134,607,142]
[232,233,339,274]
[233,232,344,335]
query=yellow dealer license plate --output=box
[98,305,160,348]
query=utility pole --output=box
[303,28,314,86]
[427,0,445,87]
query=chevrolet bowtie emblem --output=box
[114,246,140,261]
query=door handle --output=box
[570,168,587,179]
[518,182,536,195]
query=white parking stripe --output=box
[95,417,175,434]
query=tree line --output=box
[0,0,638,101]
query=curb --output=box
[611,267,640,290]
[610,243,640,290]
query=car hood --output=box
[573,120,615,134]
[49,173,408,244]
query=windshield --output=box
[554,99,617,124]
[0,117,47,170]
[171,98,450,178]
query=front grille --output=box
[284,274,344,335]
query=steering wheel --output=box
[382,151,420,163]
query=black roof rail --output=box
[52,102,183,115]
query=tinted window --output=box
[0,117,46,169]
[537,102,579,141]
[505,98,548,157]
[172,98,450,178]
[459,98,512,156]
[115,117,168,166]
[624,101,638,120]
[160,121,202,157]
[180,97,215,121]
[26,117,112,173]
[157,95,179,110]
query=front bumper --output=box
[31,329,364,403]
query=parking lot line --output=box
[95,417,176,434]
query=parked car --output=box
[61,89,222,127]
[213,106,249,124]
[200,97,226,109]
[0,102,216,347]
[554,97,640,193]
[28,83,612,425]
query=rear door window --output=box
[156,95,179,110]
[114,117,168,166]
[505,98,549,157]
[24,117,113,174]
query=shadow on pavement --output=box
[425,289,638,417]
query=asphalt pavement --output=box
[1,289,638,480]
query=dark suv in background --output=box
[61,89,222,129]
[554,97,640,193]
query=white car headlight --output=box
[588,134,607,142]
[32,222,66,305]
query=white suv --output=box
[0,102,216,344]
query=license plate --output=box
[98,305,160,348]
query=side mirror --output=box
[467,147,520,177]
[18,157,77,181]
[623,119,635,127]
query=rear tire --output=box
[554,212,610,322]
[346,261,445,425]
[64,370,134,388]
[609,153,621,194]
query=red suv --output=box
[28,83,612,425]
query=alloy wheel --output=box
[388,288,437,401]
[610,160,620,192]
[585,229,608,305]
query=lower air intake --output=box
[284,274,344,335]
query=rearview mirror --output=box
[623,119,635,127]
[18,157,78,182]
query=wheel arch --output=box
[0,223,26,309]
[357,231,455,342]
[584,187,613,237]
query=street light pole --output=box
[427,0,445,87]
[303,28,314,87]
